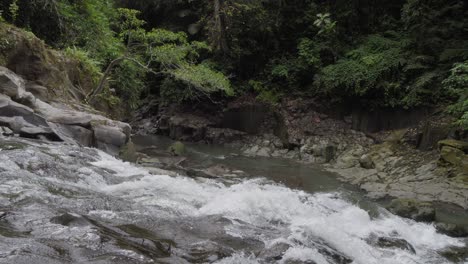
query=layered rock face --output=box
[0,66,130,155]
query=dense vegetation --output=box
[0,0,467,127]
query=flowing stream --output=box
[0,136,466,264]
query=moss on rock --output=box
[168,141,186,156]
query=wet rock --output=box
[367,234,416,254]
[168,141,186,156]
[311,239,353,264]
[184,240,234,263]
[438,139,468,153]
[50,213,91,227]
[439,246,468,263]
[386,198,435,222]
[61,125,93,146]
[94,124,128,155]
[435,222,468,237]
[258,243,291,261]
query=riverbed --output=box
[0,136,466,263]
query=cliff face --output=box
[0,23,131,155]
[0,23,97,102]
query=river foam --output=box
[89,151,466,264]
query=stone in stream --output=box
[386,198,436,222]
[168,141,186,156]
[50,213,91,227]
[435,222,468,237]
[439,246,468,263]
[367,233,416,254]
[257,242,291,261]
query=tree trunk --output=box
[88,57,125,103]
[213,0,229,54]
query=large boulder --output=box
[93,124,129,155]
[0,94,60,140]
[440,146,466,166]
[386,198,436,222]
[438,139,468,153]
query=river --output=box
[0,136,466,263]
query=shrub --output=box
[444,61,468,129]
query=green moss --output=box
[0,141,27,150]
[167,141,185,156]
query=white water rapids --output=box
[91,152,464,264]
[0,140,466,264]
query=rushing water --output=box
[0,136,466,264]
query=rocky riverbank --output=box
[132,96,468,230]
[0,66,131,155]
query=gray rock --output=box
[34,100,93,127]
[387,198,436,222]
[0,66,26,99]
[0,126,13,136]
[367,234,416,254]
[0,94,48,127]
[25,82,49,101]
[435,222,468,237]
[257,147,271,157]
[61,125,93,146]
[93,125,128,149]
[359,154,374,169]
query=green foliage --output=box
[297,38,321,67]
[249,80,280,104]
[171,63,232,96]
[160,78,192,104]
[316,35,408,106]
[8,0,17,22]
[314,13,336,36]
[444,61,468,129]
[58,0,122,61]
[144,28,232,101]
[111,59,146,109]
[64,47,102,86]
